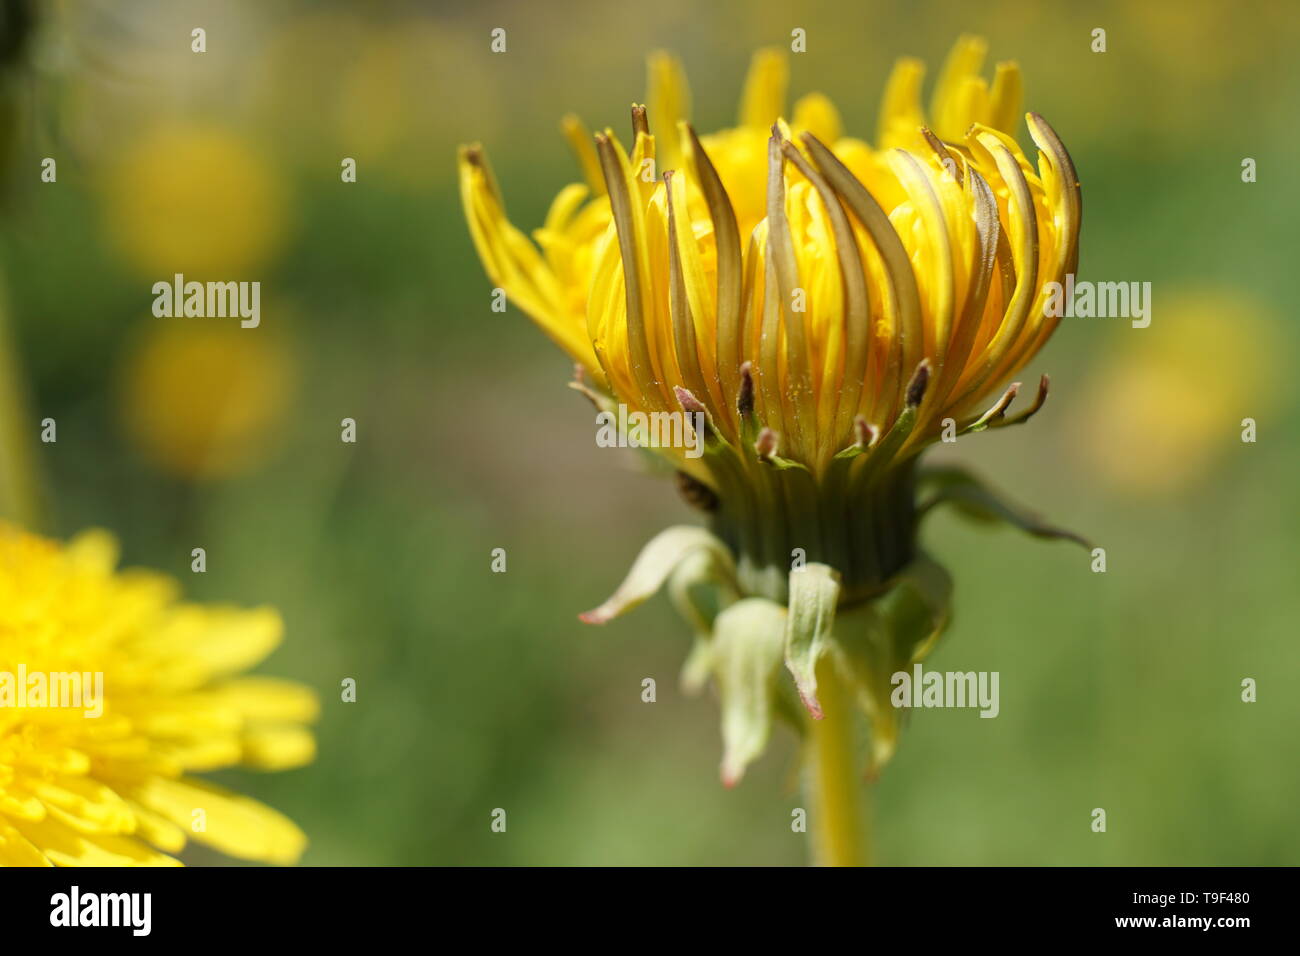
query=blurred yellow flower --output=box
[248,10,374,162]
[1075,286,1285,494]
[337,20,493,189]
[117,322,296,481]
[0,524,317,866]
[100,122,289,278]
[250,12,497,187]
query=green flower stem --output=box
[807,654,868,866]
[0,278,41,529]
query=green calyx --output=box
[674,372,929,608]
[580,459,1087,785]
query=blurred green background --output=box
[1,0,1297,864]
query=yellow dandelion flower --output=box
[0,524,317,866]
[1075,285,1284,494]
[116,322,297,481]
[460,37,1085,863]
[101,122,289,278]
[461,35,1079,598]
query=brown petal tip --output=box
[737,362,756,419]
[906,359,932,408]
[631,104,649,138]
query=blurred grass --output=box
[1,0,1297,864]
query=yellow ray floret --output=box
[0,525,317,866]
[458,37,1078,479]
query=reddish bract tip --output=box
[800,691,825,721]
[673,385,705,414]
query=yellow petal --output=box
[127,801,189,854]
[560,114,606,196]
[930,35,987,140]
[31,777,137,834]
[146,605,284,686]
[132,776,307,865]
[241,724,317,770]
[739,48,788,129]
[877,57,925,148]
[987,61,1023,134]
[792,92,842,145]
[215,676,321,723]
[65,528,120,575]
[12,816,181,866]
[0,820,52,866]
[647,51,691,170]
